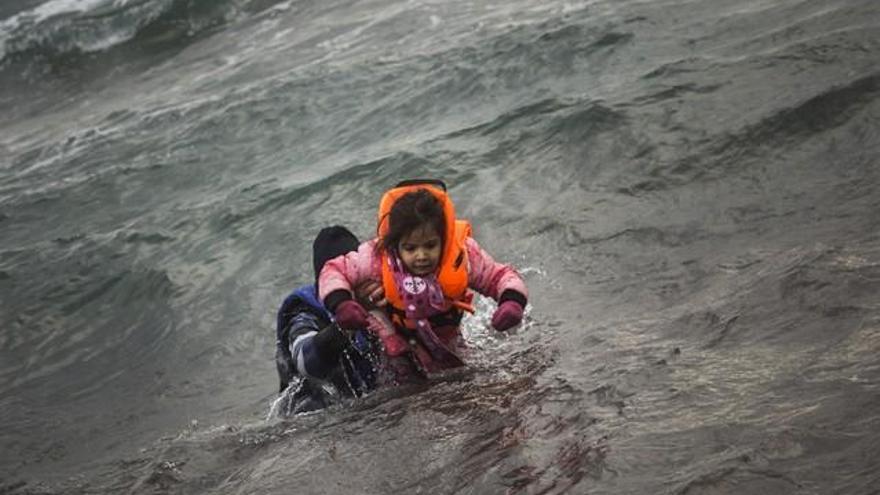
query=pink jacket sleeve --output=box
[319,236,528,304]
[318,239,383,302]
[466,237,528,302]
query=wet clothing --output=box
[275,285,377,411]
[318,237,528,373]
[319,237,528,312]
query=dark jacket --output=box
[275,285,377,412]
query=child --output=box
[319,179,528,374]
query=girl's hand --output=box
[491,300,524,331]
[335,300,369,331]
[354,280,387,308]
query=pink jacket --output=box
[318,237,528,305]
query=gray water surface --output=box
[1,0,879,493]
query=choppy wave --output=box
[0,0,287,76]
[1,0,880,493]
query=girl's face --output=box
[397,224,442,276]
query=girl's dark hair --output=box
[379,189,446,254]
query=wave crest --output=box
[0,0,283,75]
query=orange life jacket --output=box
[377,181,475,329]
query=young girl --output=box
[319,179,528,374]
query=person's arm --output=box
[466,237,528,305]
[319,239,382,312]
[287,312,349,381]
[275,294,304,393]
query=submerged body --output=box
[275,284,378,413]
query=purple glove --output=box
[335,300,369,331]
[491,300,524,331]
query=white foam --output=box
[28,0,114,23]
[0,0,118,60]
[77,28,135,52]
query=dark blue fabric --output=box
[276,284,330,340]
[290,314,338,379]
[275,284,378,405]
